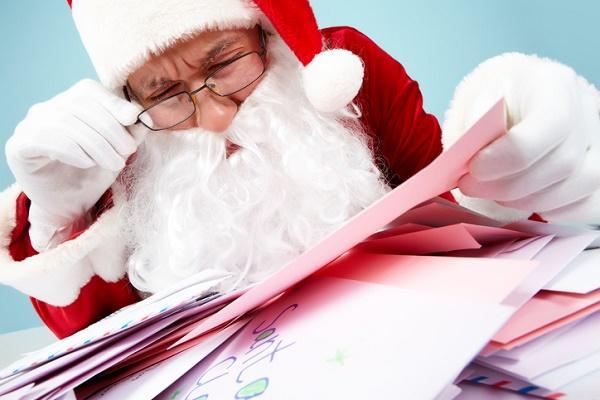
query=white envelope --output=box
[544,248,600,294]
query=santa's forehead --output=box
[129,29,253,94]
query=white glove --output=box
[5,79,148,251]
[443,53,600,225]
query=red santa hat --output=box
[66,0,364,113]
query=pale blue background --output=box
[0,1,599,333]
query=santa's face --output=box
[127,25,267,136]
[118,32,390,295]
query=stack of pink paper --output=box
[1,99,598,400]
[367,198,600,399]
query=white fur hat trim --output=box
[72,0,261,90]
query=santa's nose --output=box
[191,89,238,133]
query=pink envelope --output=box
[317,253,537,304]
[492,288,600,345]
[367,223,431,240]
[494,301,600,351]
[359,223,531,255]
[385,200,503,229]
[459,224,533,245]
[356,224,481,254]
[173,98,508,347]
[480,312,600,381]
[446,240,517,258]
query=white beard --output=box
[117,35,390,295]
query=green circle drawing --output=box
[255,329,274,342]
[235,377,269,399]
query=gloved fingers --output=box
[75,79,142,126]
[27,202,77,233]
[22,138,97,171]
[8,111,128,172]
[468,110,573,181]
[66,100,138,157]
[6,124,97,171]
[5,108,55,164]
[458,129,587,201]
[540,189,600,225]
[28,203,66,252]
[499,145,600,212]
[128,123,151,146]
[58,117,126,171]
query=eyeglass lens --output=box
[139,52,265,130]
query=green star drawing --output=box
[326,349,348,366]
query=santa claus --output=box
[1,0,598,338]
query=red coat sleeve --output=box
[9,192,139,339]
[322,27,443,188]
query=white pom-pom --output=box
[302,49,364,113]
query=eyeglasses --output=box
[127,27,267,131]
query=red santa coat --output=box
[0,27,442,338]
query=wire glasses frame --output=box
[125,26,268,131]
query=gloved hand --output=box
[443,53,600,225]
[5,79,148,251]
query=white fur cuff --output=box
[0,184,127,307]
